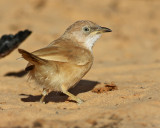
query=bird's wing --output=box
[19,49,48,65]
[32,45,92,66]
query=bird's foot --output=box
[40,96,46,104]
[77,98,84,105]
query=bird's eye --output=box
[83,27,90,32]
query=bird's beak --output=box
[97,27,112,33]
[91,26,112,35]
[93,27,112,34]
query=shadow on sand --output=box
[20,79,100,103]
[4,69,27,77]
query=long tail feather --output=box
[18,49,47,65]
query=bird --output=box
[18,20,112,104]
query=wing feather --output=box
[32,44,92,66]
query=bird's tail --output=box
[18,49,47,65]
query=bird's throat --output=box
[84,34,101,51]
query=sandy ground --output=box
[0,0,160,128]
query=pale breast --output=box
[56,61,93,90]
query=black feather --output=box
[0,29,32,58]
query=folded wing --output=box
[32,44,92,66]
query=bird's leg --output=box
[61,85,84,104]
[40,88,49,104]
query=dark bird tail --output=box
[18,49,47,65]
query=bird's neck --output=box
[50,34,101,52]
[84,34,101,51]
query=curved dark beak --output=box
[99,27,112,33]
[92,26,112,34]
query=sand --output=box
[0,0,160,128]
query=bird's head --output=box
[62,20,112,51]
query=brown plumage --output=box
[18,20,111,104]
